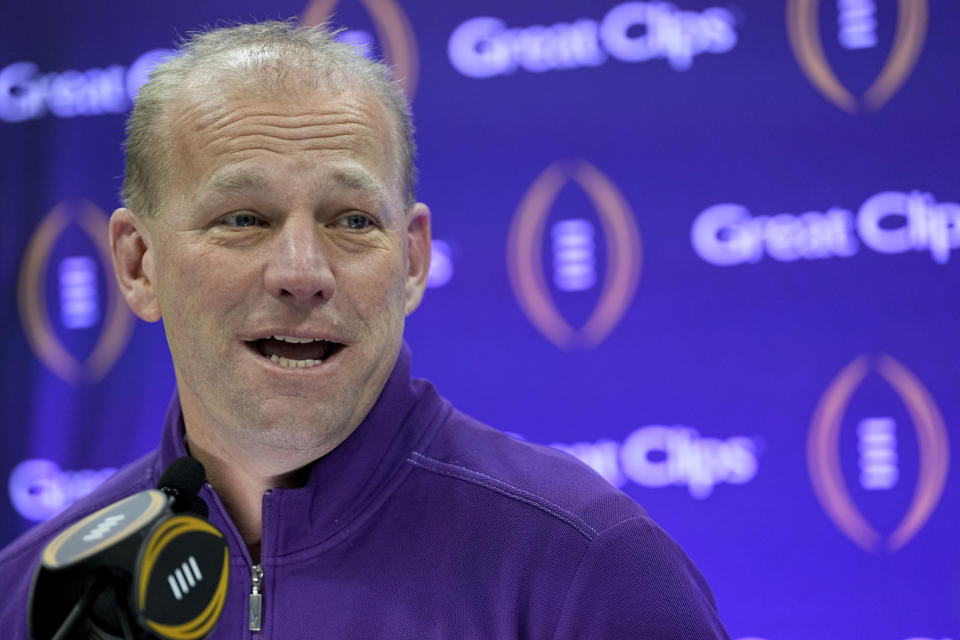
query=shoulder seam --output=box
[407,451,598,540]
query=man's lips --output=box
[245,335,346,368]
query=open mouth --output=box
[248,336,345,368]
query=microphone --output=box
[157,457,206,512]
[158,456,209,518]
[28,457,230,640]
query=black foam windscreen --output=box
[157,457,206,513]
[189,496,210,519]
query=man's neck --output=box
[182,422,314,564]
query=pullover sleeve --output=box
[551,516,730,640]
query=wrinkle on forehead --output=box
[196,108,380,151]
[166,86,399,200]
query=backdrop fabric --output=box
[1,2,957,638]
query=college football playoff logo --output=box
[786,0,928,112]
[507,159,642,350]
[302,0,420,97]
[807,354,949,552]
[17,201,134,385]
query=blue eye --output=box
[341,214,372,230]
[221,213,262,228]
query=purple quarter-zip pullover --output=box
[0,346,729,638]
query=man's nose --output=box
[263,215,335,303]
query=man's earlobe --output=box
[110,208,161,322]
[404,202,432,316]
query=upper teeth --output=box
[273,335,325,344]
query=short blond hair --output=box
[122,20,416,216]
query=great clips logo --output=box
[552,425,758,498]
[9,458,117,522]
[692,189,960,266]
[302,0,419,97]
[808,354,949,553]
[786,0,928,112]
[507,160,642,350]
[18,201,134,385]
[449,1,737,79]
[0,49,170,123]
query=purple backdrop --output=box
[2,1,957,638]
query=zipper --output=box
[249,564,264,631]
[196,481,271,634]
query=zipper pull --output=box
[249,564,263,631]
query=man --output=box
[0,21,729,638]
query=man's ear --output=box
[110,208,161,322]
[404,202,431,315]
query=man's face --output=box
[117,81,429,457]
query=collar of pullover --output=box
[154,343,447,560]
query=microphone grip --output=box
[115,602,137,640]
[49,572,110,640]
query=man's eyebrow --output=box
[207,168,383,195]
[329,167,387,202]
[202,167,391,205]
[206,170,270,194]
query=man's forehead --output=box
[163,80,401,201]
[169,76,385,134]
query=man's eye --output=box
[220,213,262,228]
[340,213,373,230]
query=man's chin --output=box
[238,404,359,455]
